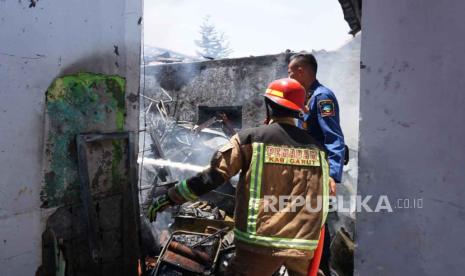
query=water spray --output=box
[138,157,208,173]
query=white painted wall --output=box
[0,1,141,274]
[357,1,465,275]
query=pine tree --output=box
[195,16,232,59]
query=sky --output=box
[144,0,352,58]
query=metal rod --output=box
[191,227,230,248]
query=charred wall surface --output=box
[144,54,291,128]
[144,37,360,148]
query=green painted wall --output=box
[41,73,126,208]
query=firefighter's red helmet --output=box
[264,78,307,113]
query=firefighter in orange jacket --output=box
[148,78,330,276]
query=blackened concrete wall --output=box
[357,1,465,275]
[144,54,290,128]
[144,37,360,149]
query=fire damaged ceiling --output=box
[338,0,362,35]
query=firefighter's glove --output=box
[147,194,173,222]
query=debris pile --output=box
[143,198,234,275]
[177,201,228,220]
[151,231,222,275]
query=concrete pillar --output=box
[357,1,465,275]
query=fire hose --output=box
[308,225,325,276]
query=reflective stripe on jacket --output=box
[168,117,330,257]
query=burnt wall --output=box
[143,38,360,149]
[144,54,291,128]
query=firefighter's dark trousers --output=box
[226,247,311,276]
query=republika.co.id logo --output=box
[263,195,423,213]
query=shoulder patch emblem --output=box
[318,100,335,117]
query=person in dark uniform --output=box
[288,53,346,276]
